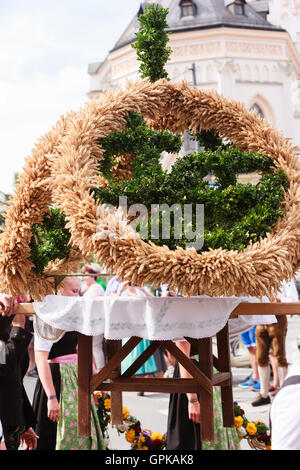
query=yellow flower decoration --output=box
[246,422,257,436]
[142,446,148,450]
[125,429,136,444]
[140,436,146,443]
[104,398,111,410]
[234,416,244,428]
[151,432,163,441]
[123,406,130,419]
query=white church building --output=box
[88,0,300,154]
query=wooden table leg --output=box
[77,333,92,436]
[106,340,123,426]
[216,323,234,427]
[194,337,214,442]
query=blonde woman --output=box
[32,277,105,450]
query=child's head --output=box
[58,277,81,297]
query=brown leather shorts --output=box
[255,316,288,367]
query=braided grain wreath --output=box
[1,80,300,300]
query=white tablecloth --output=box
[33,295,277,342]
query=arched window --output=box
[235,64,241,80]
[244,64,251,81]
[262,65,269,82]
[226,0,246,16]
[172,67,180,81]
[206,64,214,82]
[254,65,260,82]
[249,95,275,125]
[272,65,279,82]
[137,4,144,17]
[234,1,245,16]
[180,0,197,18]
[250,103,264,119]
[196,65,202,83]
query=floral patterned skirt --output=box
[56,363,105,450]
[202,385,240,451]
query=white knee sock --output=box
[258,366,270,398]
[278,366,288,387]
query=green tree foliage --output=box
[29,208,71,274]
[132,3,171,82]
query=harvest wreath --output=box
[0,79,300,299]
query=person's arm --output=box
[139,286,154,297]
[34,349,60,423]
[0,293,17,316]
[116,281,129,296]
[0,419,6,450]
[80,285,88,296]
[176,341,201,424]
[0,441,6,450]
[0,315,32,378]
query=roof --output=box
[112,0,284,52]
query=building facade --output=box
[88,0,300,156]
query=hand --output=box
[47,397,61,422]
[188,400,201,424]
[117,281,130,295]
[20,427,39,450]
[0,294,17,316]
[93,365,101,376]
[12,314,26,329]
[166,291,176,297]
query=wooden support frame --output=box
[81,327,234,441]
[8,301,300,443]
[75,302,300,441]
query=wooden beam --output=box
[9,301,300,317]
[216,324,235,427]
[193,336,214,441]
[106,341,123,426]
[122,341,161,377]
[212,372,231,386]
[90,336,142,391]
[231,302,300,316]
[96,378,214,393]
[162,340,212,394]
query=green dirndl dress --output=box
[56,362,105,450]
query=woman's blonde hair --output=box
[57,276,80,291]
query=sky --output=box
[0,0,142,195]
